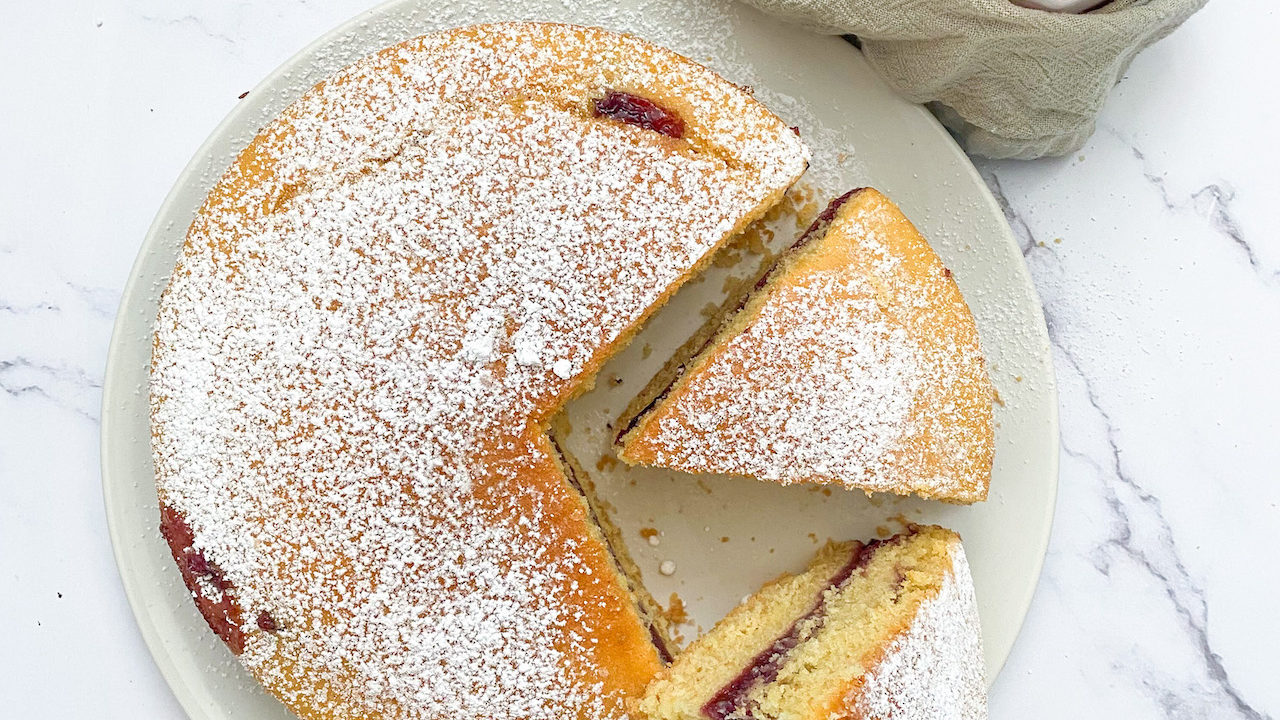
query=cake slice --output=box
[617,188,993,503]
[634,525,987,720]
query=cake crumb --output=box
[720,536,730,543]
[807,532,818,544]
[641,343,653,359]
[664,592,689,624]
[640,527,661,546]
[596,455,619,471]
[888,513,913,531]
[712,246,744,268]
[875,525,891,537]
[659,560,677,576]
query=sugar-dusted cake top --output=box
[847,537,987,719]
[618,188,993,503]
[151,22,807,720]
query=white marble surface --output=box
[1,1,1276,717]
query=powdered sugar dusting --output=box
[845,541,987,719]
[621,192,992,502]
[151,22,806,720]
[647,269,924,483]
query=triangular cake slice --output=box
[617,188,993,503]
[634,525,987,720]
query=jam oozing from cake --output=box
[257,611,279,632]
[701,535,897,720]
[159,504,246,654]
[593,90,686,138]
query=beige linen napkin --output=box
[742,0,1206,159]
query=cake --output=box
[150,22,808,720]
[616,188,994,503]
[634,525,987,720]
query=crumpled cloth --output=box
[740,0,1206,159]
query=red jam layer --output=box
[751,189,863,292]
[701,535,896,720]
[593,90,686,139]
[159,503,246,654]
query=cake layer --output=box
[617,188,993,503]
[701,540,878,720]
[636,542,856,720]
[634,525,987,720]
[150,22,809,720]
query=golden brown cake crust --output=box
[618,188,994,503]
[150,22,807,720]
[633,526,986,720]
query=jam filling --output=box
[593,90,686,139]
[159,503,246,654]
[750,189,863,292]
[257,611,280,632]
[701,533,897,720]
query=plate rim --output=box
[101,1,1059,715]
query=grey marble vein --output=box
[1190,183,1278,280]
[980,168,1063,265]
[137,13,238,47]
[0,357,102,423]
[1043,293,1270,719]
[63,281,121,318]
[0,301,62,315]
[1103,127,1277,284]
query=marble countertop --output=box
[2,1,1275,717]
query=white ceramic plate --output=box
[102,1,1058,717]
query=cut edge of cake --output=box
[546,427,677,663]
[632,525,987,720]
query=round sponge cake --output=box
[150,22,808,720]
